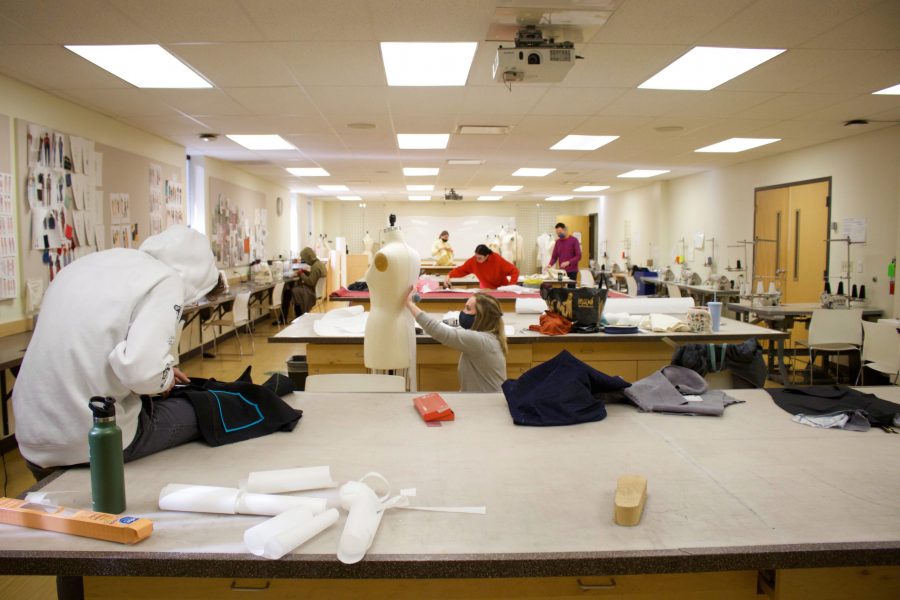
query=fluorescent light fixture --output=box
[551,135,619,151]
[695,137,780,153]
[457,125,510,135]
[65,44,211,88]
[617,169,670,178]
[448,158,484,165]
[873,83,900,95]
[318,184,350,191]
[512,168,555,177]
[573,185,610,192]
[546,195,573,201]
[337,195,362,201]
[403,167,439,176]
[408,195,431,201]
[397,133,450,149]
[286,167,330,177]
[492,185,522,192]
[406,184,434,191]
[381,42,477,86]
[227,134,295,150]
[639,46,785,91]
[477,195,502,201]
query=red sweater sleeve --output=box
[448,256,474,279]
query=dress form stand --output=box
[364,217,421,388]
[362,231,374,265]
[536,232,554,274]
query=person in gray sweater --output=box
[404,288,508,392]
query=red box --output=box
[413,393,455,422]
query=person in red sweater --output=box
[447,245,519,289]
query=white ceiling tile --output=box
[390,115,457,132]
[794,49,900,94]
[0,15,44,44]
[148,89,251,116]
[387,88,467,116]
[305,86,389,114]
[530,87,626,116]
[508,114,589,136]
[121,115,214,137]
[368,0,495,40]
[794,93,900,121]
[195,115,332,135]
[659,91,782,119]
[1,0,153,44]
[0,44,130,89]
[460,85,547,115]
[276,41,385,86]
[700,0,882,47]
[800,0,900,49]
[240,0,376,41]
[594,0,752,44]
[574,44,690,88]
[735,93,856,120]
[169,43,296,87]
[720,49,886,93]
[54,88,183,117]
[224,87,320,116]
[597,89,698,117]
[110,0,265,42]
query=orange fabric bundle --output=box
[528,311,572,336]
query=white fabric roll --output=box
[244,507,339,560]
[337,484,382,565]
[515,297,547,314]
[237,493,328,516]
[603,297,694,315]
[158,483,241,514]
[246,466,336,494]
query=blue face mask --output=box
[557,232,565,238]
[458,311,475,330]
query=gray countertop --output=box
[270,312,788,344]
[2,388,898,578]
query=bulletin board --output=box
[15,119,184,312]
[395,215,517,261]
[208,177,267,268]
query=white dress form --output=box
[536,233,554,273]
[487,234,501,254]
[362,232,374,264]
[500,231,524,264]
[364,227,421,370]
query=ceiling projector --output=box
[493,26,577,84]
[444,188,463,201]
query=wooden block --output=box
[615,474,647,526]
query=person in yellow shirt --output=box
[431,230,454,265]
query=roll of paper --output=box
[603,297,695,316]
[237,493,328,516]
[515,297,547,314]
[244,507,339,560]
[246,467,336,494]
[337,481,383,565]
[158,483,241,514]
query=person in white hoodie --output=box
[13,225,221,478]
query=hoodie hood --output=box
[300,247,318,264]
[139,225,219,303]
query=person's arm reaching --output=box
[447,256,474,279]
[548,241,559,267]
[404,288,488,354]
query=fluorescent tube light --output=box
[397,134,450,149]
[512,168,555,177]
[448,159,484,165]
[318,185,350,191]
[546,196,573,201]
[403,167,440,176]
[65,44,211,88]
[381,42,477,86]
[639,46,785,91]
[337,196,362,201]
[408,195,431,201]
[573,185,610,192]
[286,167,330,176]
[492,185,522,192]
[477,196,502,201]
[406,184,434,191]
[617,169,669,178]
[227,134,295,150]
[695,137,780,153]
[873,83,900,95]
[457,125,510,135]
[550,135,619,151]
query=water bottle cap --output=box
[89,397,116,419]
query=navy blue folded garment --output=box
[502,350,630,426]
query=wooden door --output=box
[555,214,590,270]
[784,181,829,302]
[753,187,788,294]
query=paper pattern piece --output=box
[246,466,337,494]
[244,507,339,560]
[0,173,17,299]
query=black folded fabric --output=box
[502,350,630,426]
[767,386,900,427]
[172,366,302,446]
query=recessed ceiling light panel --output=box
[573,185,610,192]
[227,134,295,150]
[403,167,440,176]
[695,137,780,153]
[618,169,670,178]
[512,168,555,177]
[337,195,362,201]
[397,133,450,149]
[546,195,573,201]
[639,46,785,91]
[406,184,434,191]
[65,44,212,88]
[381,42,477,86]
[873,83,900,95]
[318,184,350,191]
[286,167,330,176]
[550,135,619,151]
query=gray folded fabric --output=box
[660,365,708,395]
[623,370,742,417]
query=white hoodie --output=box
[13,225,218,468]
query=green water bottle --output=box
[88,397,126,514]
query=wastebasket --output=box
[287,355,308,391]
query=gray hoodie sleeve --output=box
[415,312,493,355]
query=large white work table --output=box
[272,312,790,389]
[2,389,898,599]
